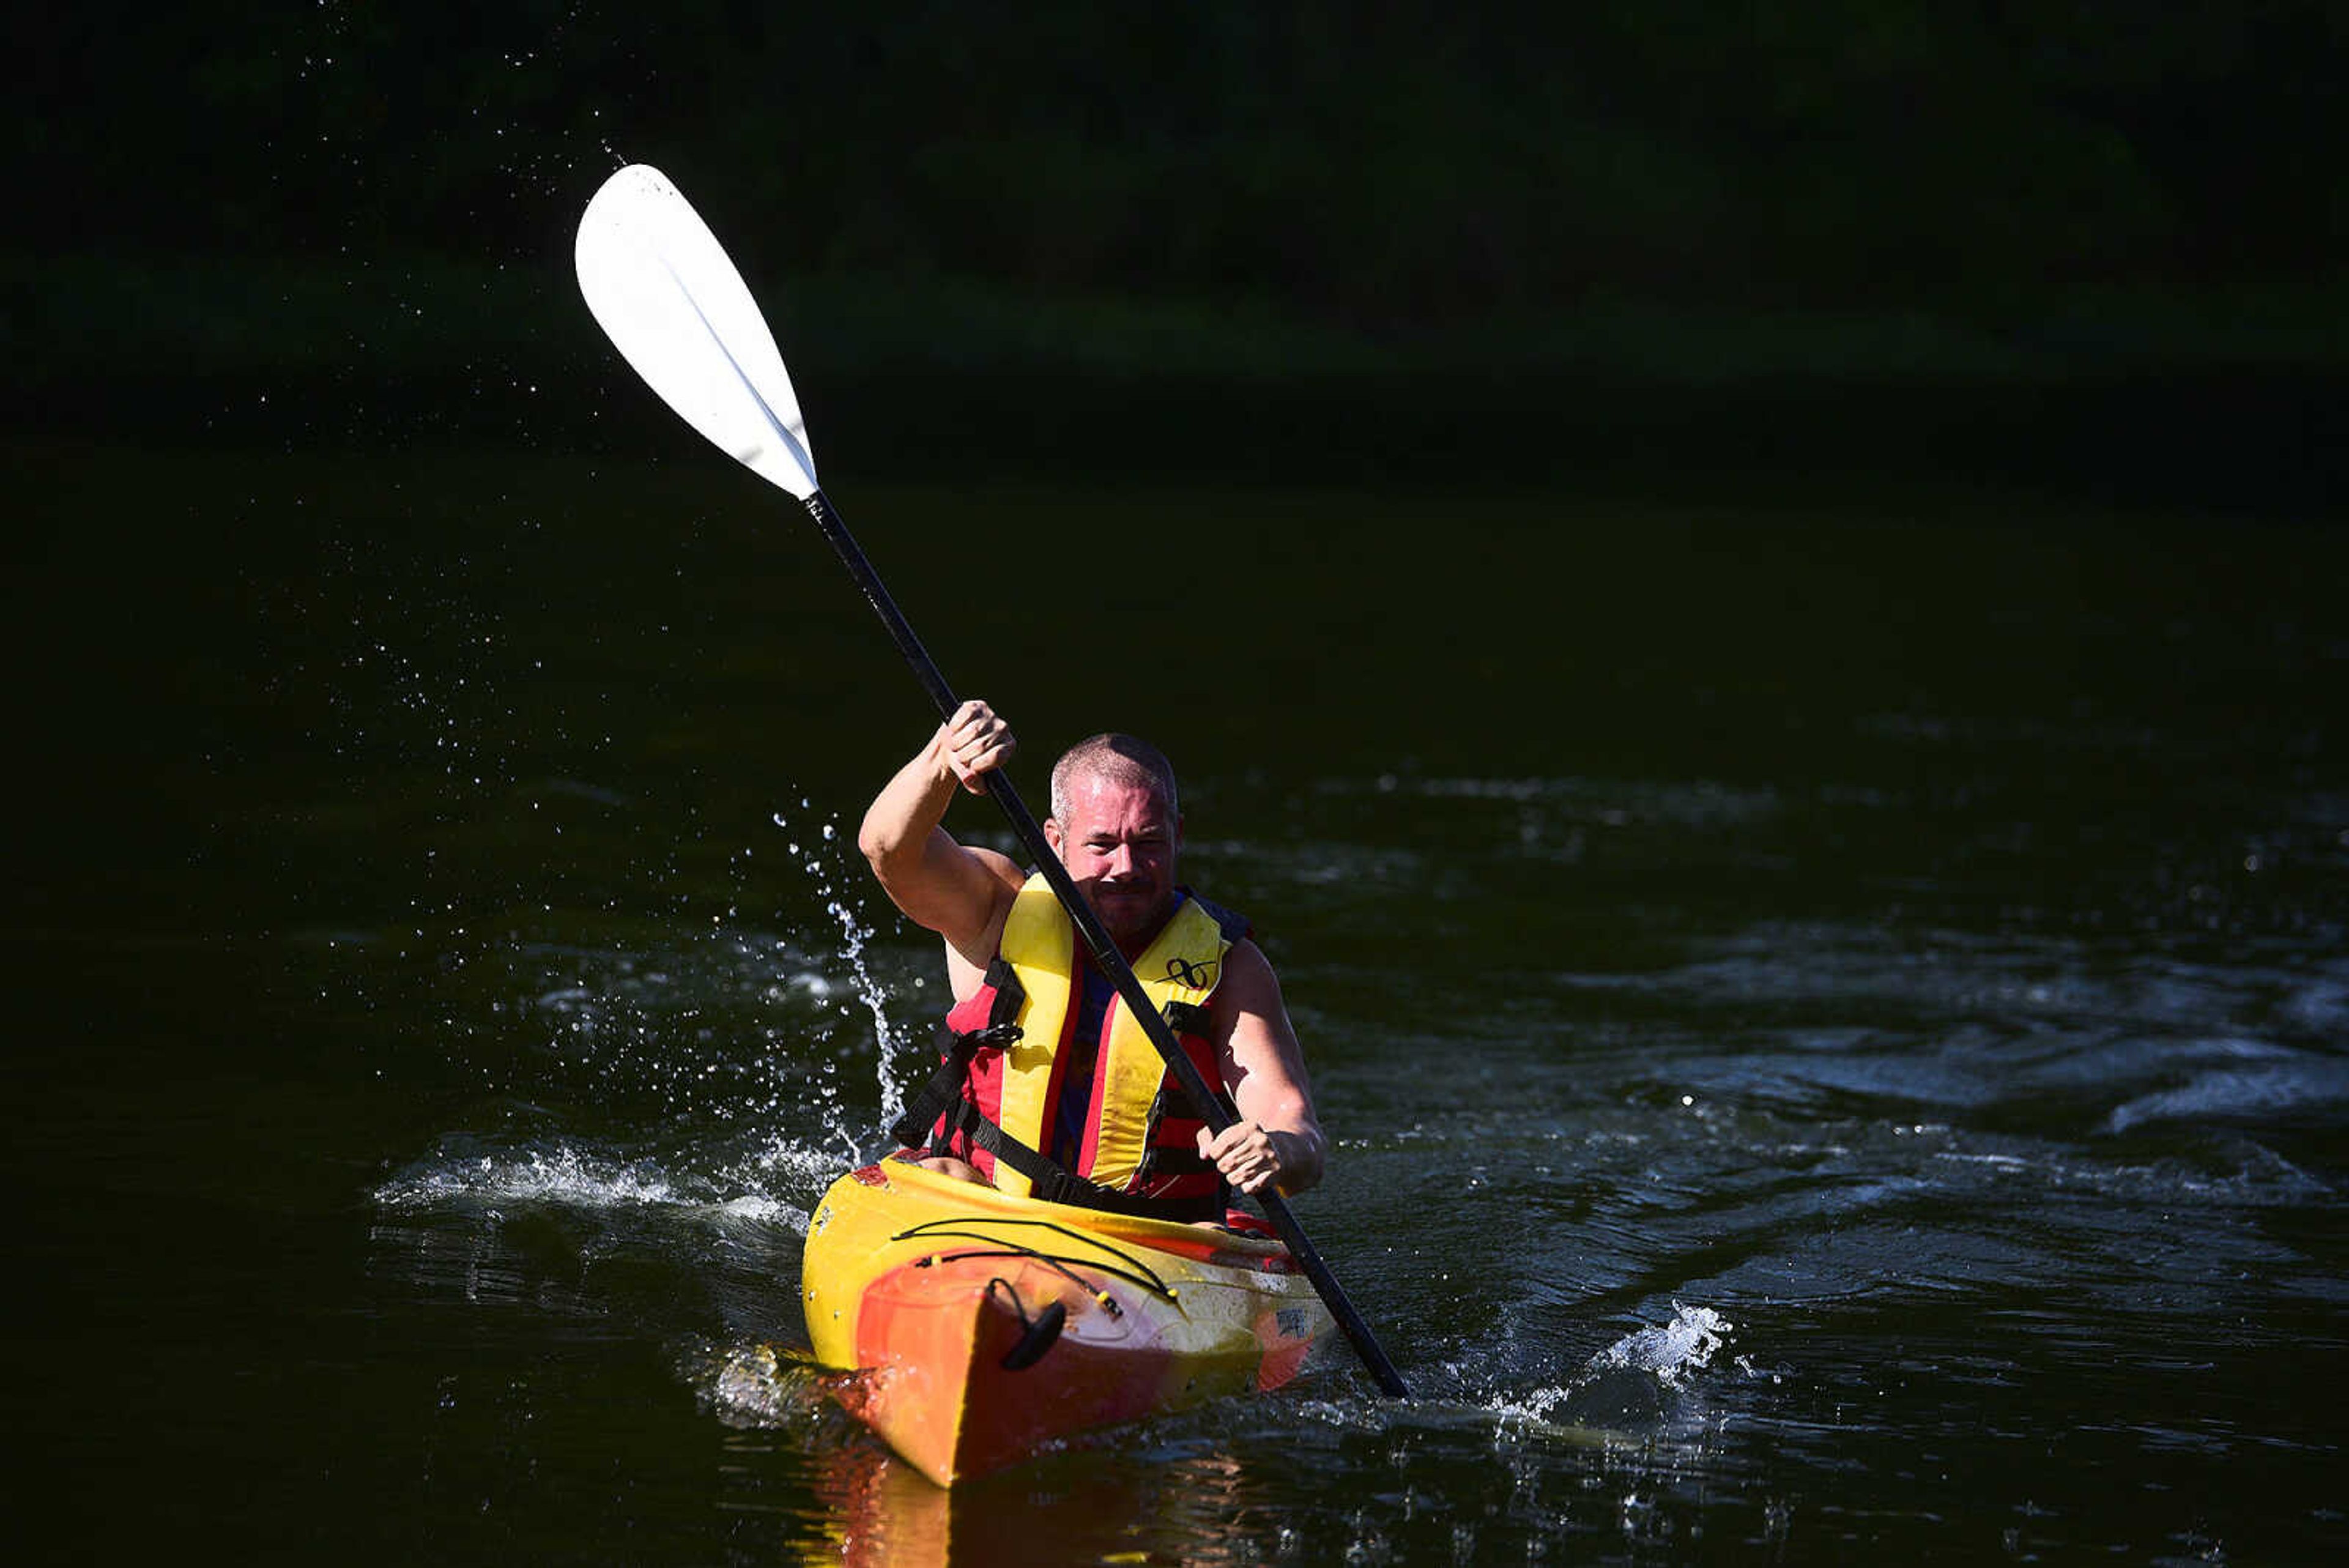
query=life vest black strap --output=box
[1162,998,1210,1036]
[1136,1142,1215,1180]
[888,960,1028,1150]
[889,1020,1013,1150]
[889,956,1228,1225]
[1154,1000,1238,1128]
[935,1096,1223,1222]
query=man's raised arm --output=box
[856,699,1026,972]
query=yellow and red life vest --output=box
[897,874,1249,1221]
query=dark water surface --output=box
[12,437,2347,1562]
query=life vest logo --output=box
[1163,955,1218,989]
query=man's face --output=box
[1045,773,1182,950]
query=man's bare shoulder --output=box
[939,845,1027,990]
[968,844,1027,897]
[1214,936,1285,1009]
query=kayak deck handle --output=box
[987,1277,1069,1371]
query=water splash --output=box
[772,803,910,1133]
[376,1142,683,1210]
[1486,1302,1735,1436]
[1589,1302,1734,1384]
[372,1135,836,1227]
[691,1340,853,1431]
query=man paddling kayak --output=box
[858,700,1324,1219]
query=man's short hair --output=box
[1050,733,1179,824]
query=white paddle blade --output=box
[575,165,819,498]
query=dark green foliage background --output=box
[14,2,2344,395]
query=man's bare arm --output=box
[857,700,1025,975]
[1196,938,1325,1195]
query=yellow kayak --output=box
[801,1157,1337,1485]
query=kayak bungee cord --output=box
[894,1217,1178,1306]
[892,1216,1178,1291]
[919,1247,1138,1315]
[902,1238,1174,1308]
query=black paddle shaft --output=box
[798,488,1409,1398]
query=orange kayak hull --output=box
[802,1160,1334,1485]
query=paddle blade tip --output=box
[574,162,822,499]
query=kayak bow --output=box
[803,1158,1337,1485]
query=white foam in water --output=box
[690,1340,845,1430]
[374,1144,681,1209]
[721,1132,855,1207]
[1589,1302,1734,1384]
[1484,1302,1735,1433]
[372,1140,822,1230]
